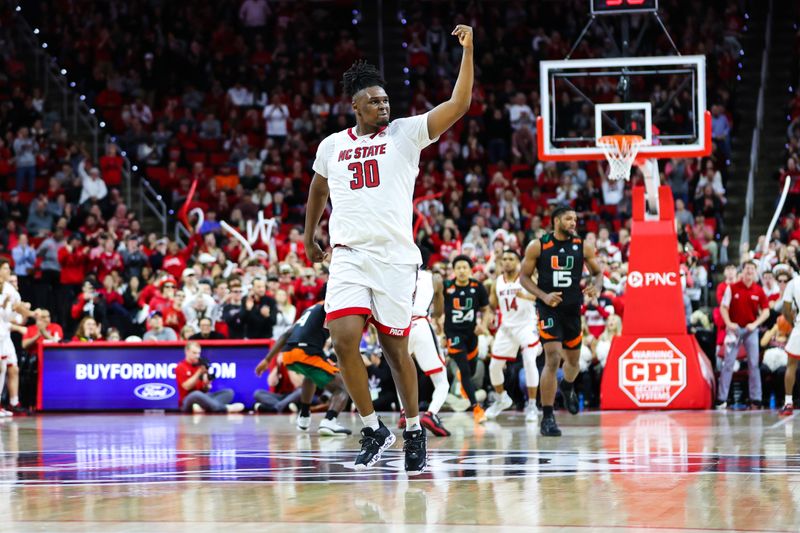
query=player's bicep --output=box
[489,284,499,309]
[309,173,330,196]
[521,240,541,277]
[427,102,466,141]
[583,241,602,275]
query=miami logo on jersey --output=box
[550,256,574,270]
[453,297,473,310]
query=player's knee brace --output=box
[522,346,540,387]
[489,357,506,387]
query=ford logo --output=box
[134,383,176,400]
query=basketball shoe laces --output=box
[358,432,381,456]
[403,430,425,456]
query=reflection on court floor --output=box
[0,411,798,532]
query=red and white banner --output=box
[601,186,714,409]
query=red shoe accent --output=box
[421,411,451,437]
[398,409,406,429]
[779,404,794,417]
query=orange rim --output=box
[597,134,644,149]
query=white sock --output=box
[428,371,449,415]
[489,357,506,387]
[786,395,793,406]
[360,411,380,431]
[406,415,421,431]
[9,396,17,407]
[522,344,541,387]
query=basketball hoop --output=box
[597,134,646,181]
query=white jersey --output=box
[0,281,21,337]
[782,277,800,326]
[495,273,536,331]
[412,270,434,317]
[312,112,439,265]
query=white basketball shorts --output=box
[408,317,445,375]
[0,335,17,367]
[492,325,540,360]
[785,328,800,359]
[325,246,417,336]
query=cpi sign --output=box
[618,338,687,407]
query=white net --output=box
[597,135,646,181]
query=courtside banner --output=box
[38,340,272,411]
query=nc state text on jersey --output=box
[338,144,387,161]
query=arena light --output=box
[402,42,407,49]
[739,49,744,56]
[157,195,162,201]
[404,80,410,86]
[60,69,67,75]
[403,67,409,73]
[15,5,20,12]
[69,82,76,87]
[89,108,95,114]
[42,43,48,49]
[121,151,127,157]
[352,19,358,25]
[132,165,138,171]
[401,18,407,25]
[99,121,106,128]
[33,28,39,34]
[79,94,86,101]
[169,210,174,215]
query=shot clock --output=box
[591,0,658,15]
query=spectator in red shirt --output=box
[21,308,63,354]
[277,228,307,264]
[57,234,90,322]
[175,341,244,413]
[93,236,124,282]
[71,280,108,325]
[717,262,771,409]
[293,267,324,315]
[162,237,198,281]
[99,144,124,186]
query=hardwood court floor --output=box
[0,410,798,532]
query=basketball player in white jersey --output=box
[398,268,452,436]
[486,250,541,422]
[780,275,800,416]
[0,260,35,416]
[304,25,474,474]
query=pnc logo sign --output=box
[618,338,686,407]
[627,271,678,288]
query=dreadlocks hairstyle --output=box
[342,60,386,99]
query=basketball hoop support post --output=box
[641,159,661,220]
[599,181,715,410]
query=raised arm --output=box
[304,173,330,264]
[426,25,474,140]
